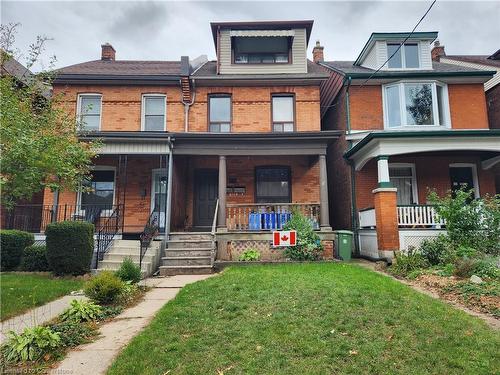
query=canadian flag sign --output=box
[273,230,297,247]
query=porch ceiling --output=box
[344,130,500,171]
[82,131,341,156]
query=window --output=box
[384,82,449,128]
[233,37,290,64]
[209,95,231,132]
[389,164,418,205]
[78,94,101,131]
[387,43,420,69]
[142,95,166,131]
[272,95,294,132]
[255,167,291,203]
[80,170,115,208]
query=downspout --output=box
[345,76,360,255]
[162,137,174,252]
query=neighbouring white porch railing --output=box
[359,208,376,228]
[397,205,445,228]
[226,203,320,231]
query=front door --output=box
[194,169,218,228]
[151,169,168,231]
[449,165,476,199]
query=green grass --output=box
[1,272,84,320]
[108,264,500,375]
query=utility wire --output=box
[320,0,437,110]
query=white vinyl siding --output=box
[361,40,433,71]
[440,57,500,92]
[218,28,307,74]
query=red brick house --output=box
[319,32,500,260]
[4,21,338,275]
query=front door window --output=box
[151,169,168,230]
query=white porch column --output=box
[217,155,227,231]
[319,154,331,230]
[377,155,392,188]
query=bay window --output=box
[383,82,449,128]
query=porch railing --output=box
[95,205,122,269]
[397,205,445,228]
[210,199,219,267]
[2,204,122,233]
[226,203,320,231]
[139,210,160,270]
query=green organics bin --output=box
[334,230,353,261]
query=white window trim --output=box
[150,168,168,213]
[382,80,451,130]
[141,94,167,131]
[76,166,117,217]
[386,42,421,70]
[389,163,419,204]
[449,163,480,199]
[76,93,102,131]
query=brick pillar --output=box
[373,188,399,257]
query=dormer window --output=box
[387,43,420,69]
[233,36,290,64]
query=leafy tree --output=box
[0,23,97,207]
[406,84,433,125]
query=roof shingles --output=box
[56,60,182,76]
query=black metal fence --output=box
[2,204,123,233]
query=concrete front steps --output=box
[96,239,161,277]
[160,233,214,276]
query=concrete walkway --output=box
[52,274,213,375]
[1,293,86,343]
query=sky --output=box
[2,0,499,71]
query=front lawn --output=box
[0,272,84,320]
[109,264,500,375]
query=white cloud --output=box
[2,1,499,71]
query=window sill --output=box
[384,125,450,131]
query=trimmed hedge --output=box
[46,221,94,275]
[0,230,34,271]
[21,245,50,272]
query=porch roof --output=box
[344,129,500,170]
[81,131,341,156]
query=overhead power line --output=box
[320,0,437,110]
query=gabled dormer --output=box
[354,32,438,71]
[210,20,313,74]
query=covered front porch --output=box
[345,130,500,259]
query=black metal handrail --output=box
[95,205,122,269]
[139,210,160,270]
[2,204,121,233]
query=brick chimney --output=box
[101,43,116,61]
[312,40,324,63]
[431,40,445,61]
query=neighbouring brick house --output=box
[318,32,500,260]
[4,20,338,275]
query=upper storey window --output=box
[272,95,295,132]
[77,94,102,131]
[142,94,166,131]
[384,82,450,128]
[209,95,231,132]
[233,37,290,64]
[387,43,420,69]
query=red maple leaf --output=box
[281,235,289,241]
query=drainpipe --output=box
[344,76,360,254]
[162,137,174,252]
